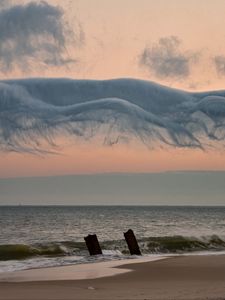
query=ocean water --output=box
[0,206,225,272]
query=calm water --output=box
[0,206,225,272]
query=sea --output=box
[0,205,225,273]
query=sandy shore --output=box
[1,255,225,300]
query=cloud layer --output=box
[0,1,82,72]
[0,78,225,154]
[140,36,198,80]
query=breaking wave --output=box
[1,235,225,261]
[1,78,225,153]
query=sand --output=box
[0,255,225,300]
[0,256,166,282]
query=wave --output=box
[0,243,66,261]
[141,235,225,254]
[1,235,225,261]
[1,78,225,153]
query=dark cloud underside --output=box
[0,78,225,154]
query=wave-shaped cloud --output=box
[0,78,225,153]
[0,1,83,72]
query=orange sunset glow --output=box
[1,0,225,179]
[1,142,225,178]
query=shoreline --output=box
[0,255,225,299]
[1,250,225,277]
[0,256,168,282]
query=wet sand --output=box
[1,255,225,300]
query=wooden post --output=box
[84,234,102,256]
[124,229,141,255]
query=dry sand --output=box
[0,255,225,300]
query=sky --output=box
[2,0,225,90]
[1,0,225,180]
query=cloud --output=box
[140,36,198,80]
[0,1,83,72]
[214,55,225,75]
[0,78,225,154]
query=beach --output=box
[0,255,225,300]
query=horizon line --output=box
[1,169,225,180]
[1,204,225,207]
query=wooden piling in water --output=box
[124,229,141,255]
[84,234,102,256]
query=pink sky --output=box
[1,0,225,178]
[4,0,225,91]
[2,142,225,178]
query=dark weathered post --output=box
[84,234,102,255]
[124,229,141,255]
